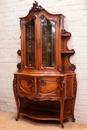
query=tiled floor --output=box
[0,110,87,130]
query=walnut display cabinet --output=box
[13,1,77,128]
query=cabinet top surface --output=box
[14,71,75,77]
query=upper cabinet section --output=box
[17,1,76,73]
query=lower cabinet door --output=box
[37,77,61,100]
[17,75,35,99]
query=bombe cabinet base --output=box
[13,73,77,128]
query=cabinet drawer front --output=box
[37,77,60,97]
[17,76,35,95]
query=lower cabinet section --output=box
[13,73,77,128]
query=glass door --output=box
[41,17,55,68]
[25,19,35,68]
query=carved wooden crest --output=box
[30,1,44,12]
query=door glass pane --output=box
[41,18,55,67]
[26,19,35,67]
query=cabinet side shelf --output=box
[61,50,75,54]
[61,30,71,37]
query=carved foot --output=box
[61,124,64,129]
[61,121,64,128]
[15,113,20,121]
[72,118,76,122]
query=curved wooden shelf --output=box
[19,108,73,121]
[61,30,71,37]
[61,33,71,37]
[20,108,60,121]
[61,49,75,54]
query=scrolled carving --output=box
[30,1,44,12]
[27,78,34,85]
[20,20,23,29]
[27,78,34,92]
[46,98,51,101]
[74,78,77,87]
[60,77,65,88]
[38,78,46,86]
[40,14,45,19]
[74,75,77,101]
[32,14,38,20]
[56,79,59,83]
[71,49,75,53]
[60,77,65,97]
[13,75,17,95]
[59,17,61,27]
[69,64,76,71]
[17,62,21,70]
[74,75,77,88]
[58,67,62,72]
[60,77,65,91]
[33,96,39,101]
[17,50,21,56]
[31,86,34,93]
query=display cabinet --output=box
[13,1,77,128]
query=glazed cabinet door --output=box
[21,11,61,71]
[17,75,35,99]
[37,77,61,100]
[21,14,39,70]
[25,19,36,68]
[38,13,61,70]
[40,17,55,69]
